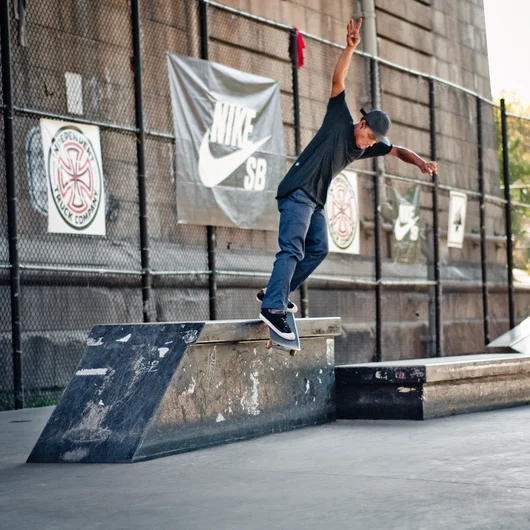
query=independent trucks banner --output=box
[167,53,286,230]
[40,119,106,235]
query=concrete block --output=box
[377,11,434,56]
[376,0,433,30]
[279,1,306,29]
[143,21,193,60]
[458,19,475,49]
[457,1,472,24]
[381,94,430,131]
[387,123,431,158]
[432,9,446,34]
[434,35,457,63]
[143,0,188,29]
[209,41,291,92]
[471,4,486,30]
[474,53,490,79]
[321,0,349,20]
[95,5,132,48]
[305,7,323,36]
[474,27,488,54]
[337,353,530,420]
[331,16,347,45]
[378,39,433,76]
[212,0,250,11]
[297,0,322,14]
[27,318,340,462]
[444,14,459,42]
[249,0,281,20]
[447,62,463,86]
[434,59,450,81]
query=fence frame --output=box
[1,0,528,408]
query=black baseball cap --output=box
[360,108,391,146]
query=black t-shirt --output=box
[277,90,392,206]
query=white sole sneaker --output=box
[259,313,295,341]
[256,289,298,314]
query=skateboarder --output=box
[259,18,437,340]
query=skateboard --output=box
[265,312,301,356]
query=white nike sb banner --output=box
[392,183,421,264]
[325,170,360,254]
[167,53,286,230]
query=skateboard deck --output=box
[266,312,300,356]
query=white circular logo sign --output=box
[48,125,103,230]
[326,173,358,250]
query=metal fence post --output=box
[289,27,309,317]
[429,79,442,357]
[1,1,23,408]
[500,99,515,328]
[199,0,217,320]
[370,58,382,362]
[131,0,152,322]
[476,97,490,345]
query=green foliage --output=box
[26,395,59,408]
[496,92,530,264]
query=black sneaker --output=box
[260,309,295,341]
[256,289,298,314]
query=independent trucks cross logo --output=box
[326,173,358,250]
[48,126,103,230]
[198,101,271,190]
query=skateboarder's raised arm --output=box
[388,146,438,176]
[331,18,363,98]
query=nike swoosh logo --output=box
[394,216,419,241]
[198,130,271,188]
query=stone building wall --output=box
[220,0,491,98]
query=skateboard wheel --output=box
[290,349,296,356]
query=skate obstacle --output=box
[336,317,530,420]
[486,316,530,354]
[336,352,530,420]
[28,318,340,463]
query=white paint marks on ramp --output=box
[216,413,225,422]
[116,333,131,343]
[158,347,169,358]
[183,329,198,344]
[187,377,196,395]
[326,338,334,365]
[241,372,260,416]
[76,368,108,376]
[86,337,103,347]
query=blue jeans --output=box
[262,189,329,311]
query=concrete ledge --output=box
[28,318,340,463]
[336,353,530,420]
[194,317,341,344]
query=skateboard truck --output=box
[266,339,297,356]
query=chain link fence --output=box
[0,0,526,409]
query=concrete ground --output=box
[1,406,530,530]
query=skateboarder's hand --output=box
[347,18,363,48]
[419,161,437,176]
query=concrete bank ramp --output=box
[27,318,340,463]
